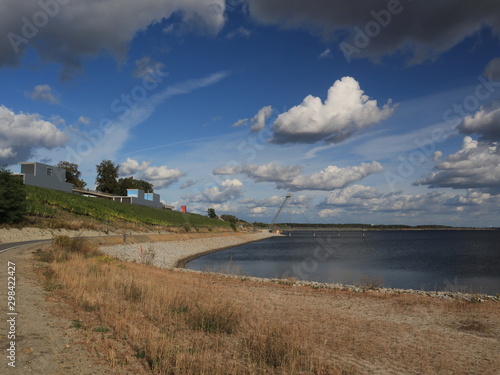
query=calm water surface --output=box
[186,230,500,295]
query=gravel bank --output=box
[0,227,120,243]
[99,231,276,269]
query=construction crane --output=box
[269,193,292,232]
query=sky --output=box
[1,0,500,227]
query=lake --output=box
[186,230,500,295]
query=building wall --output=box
[127,189,162,209]
[18,162,73,193]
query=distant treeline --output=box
[253,222,464,230]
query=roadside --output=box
[0,242,147,374]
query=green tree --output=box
[0,167,26,224]
[118,177,154,196]
[95,160,120,195]
[220,214,238,223]
[57,161,86,188]
[207,208,217,219]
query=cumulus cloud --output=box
[231,105,273,131]
[484,57,500,81]
[432,151,443,162]
[213,162,301,182]
[214,161,383,191]
[319,184,500,221]
[241,194,315,217]
[250,105,273,132]
[270,77,394,144]
[1,0,225,79]
[184,179,244,203]
[25,84,60,104]
[321,185,445,214]
[458,105,500,141]
[415,136,500,192]
[119,157,185,189]
[0,105,67,163]
[247,0,500,64]
[278,161,384,191]
[119,158,151,175]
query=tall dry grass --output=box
[35,238,499,375]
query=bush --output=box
[0,167,26,224]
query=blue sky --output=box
[1,0,500,226]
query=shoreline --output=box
[175,267,499,302]
[99,231,278,269]
[97,231,498,301]
[1,228,496,301]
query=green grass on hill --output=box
[25,185,231,229]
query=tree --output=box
[207,208,217,219]
[95,160,120,194]
[57,161,86,188]
[220,214,238,223]
[118,177,154,196]
[0,167,26,224]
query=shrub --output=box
[0,167,26,224]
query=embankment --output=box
[99,231,276,269]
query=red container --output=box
[181,205,187,213]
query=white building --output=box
[15,162,73,193]
[112,189,163,209]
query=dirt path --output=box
[0,243,147,374]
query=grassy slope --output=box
[24,185,230,230]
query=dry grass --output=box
[35,239,500,375]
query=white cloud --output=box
[278,161,384,191]
[458,105,500,141]
[270,77,394,144]
[226,26,252,39]
[232,118,248,127]
[184,179,244,203]
[119,158,185,189]
[25,84,59,104]
[247,1,500,64]
[318,48,332,59]
[214,162,301,183]
[484,57,500,81]
[415,136,500,192]
[240,193,315,217]
[318,184,500,222]
[78,116,90,125]
[230,105,273,131]
[179,179,197,189]
[133,56,167,82]
[0,105,67,163]
[432,151,443,162]
[321,185,444,214]
[250,105,273,132]
[119,158,151,175]
[0,0,226,79]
